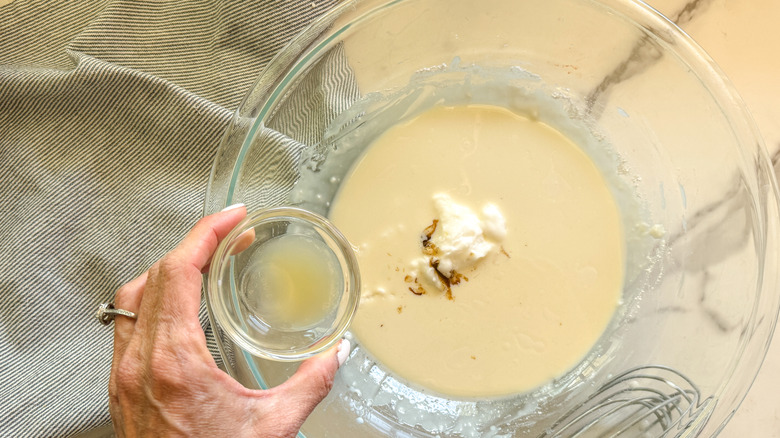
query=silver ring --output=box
[96,303,137,325]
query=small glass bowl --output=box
[207,207,360,361]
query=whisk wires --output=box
[539,365,712,438]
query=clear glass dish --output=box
[203,0,780,436]
[207,207,360,361]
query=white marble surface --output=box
[645,0,780,436]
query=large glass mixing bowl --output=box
[203,0,780,436]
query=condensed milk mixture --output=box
[329,104,624,398]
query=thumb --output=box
[168,203,248,273]
[266,339,350,427]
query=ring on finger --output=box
[96,303,138,325]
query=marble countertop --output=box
[646,0,780,436]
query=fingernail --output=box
[336,338,350,367]
[221,203,245,212]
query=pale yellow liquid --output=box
[329,105,624,398]
[244,234,340,331]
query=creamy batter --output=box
[329,105,624,398]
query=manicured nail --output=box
[221,203,245,212]
[336,338,350,367]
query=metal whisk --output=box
[538,365,711,438]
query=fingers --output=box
[110,271,148,410]
[265,339,349,427]
[202,227,256,273]
[137,205,248,327]
[230,228,256,257]
[112,271,148,359]
[109,205,252,436]
[169,204,248,273]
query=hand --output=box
[108,205,349,437]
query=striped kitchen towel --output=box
[0,1,339,436]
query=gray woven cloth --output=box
[0,1,339,436]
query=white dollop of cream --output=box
[411,193,506,287]
[410,258,441,288]
[481,203,507,241]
